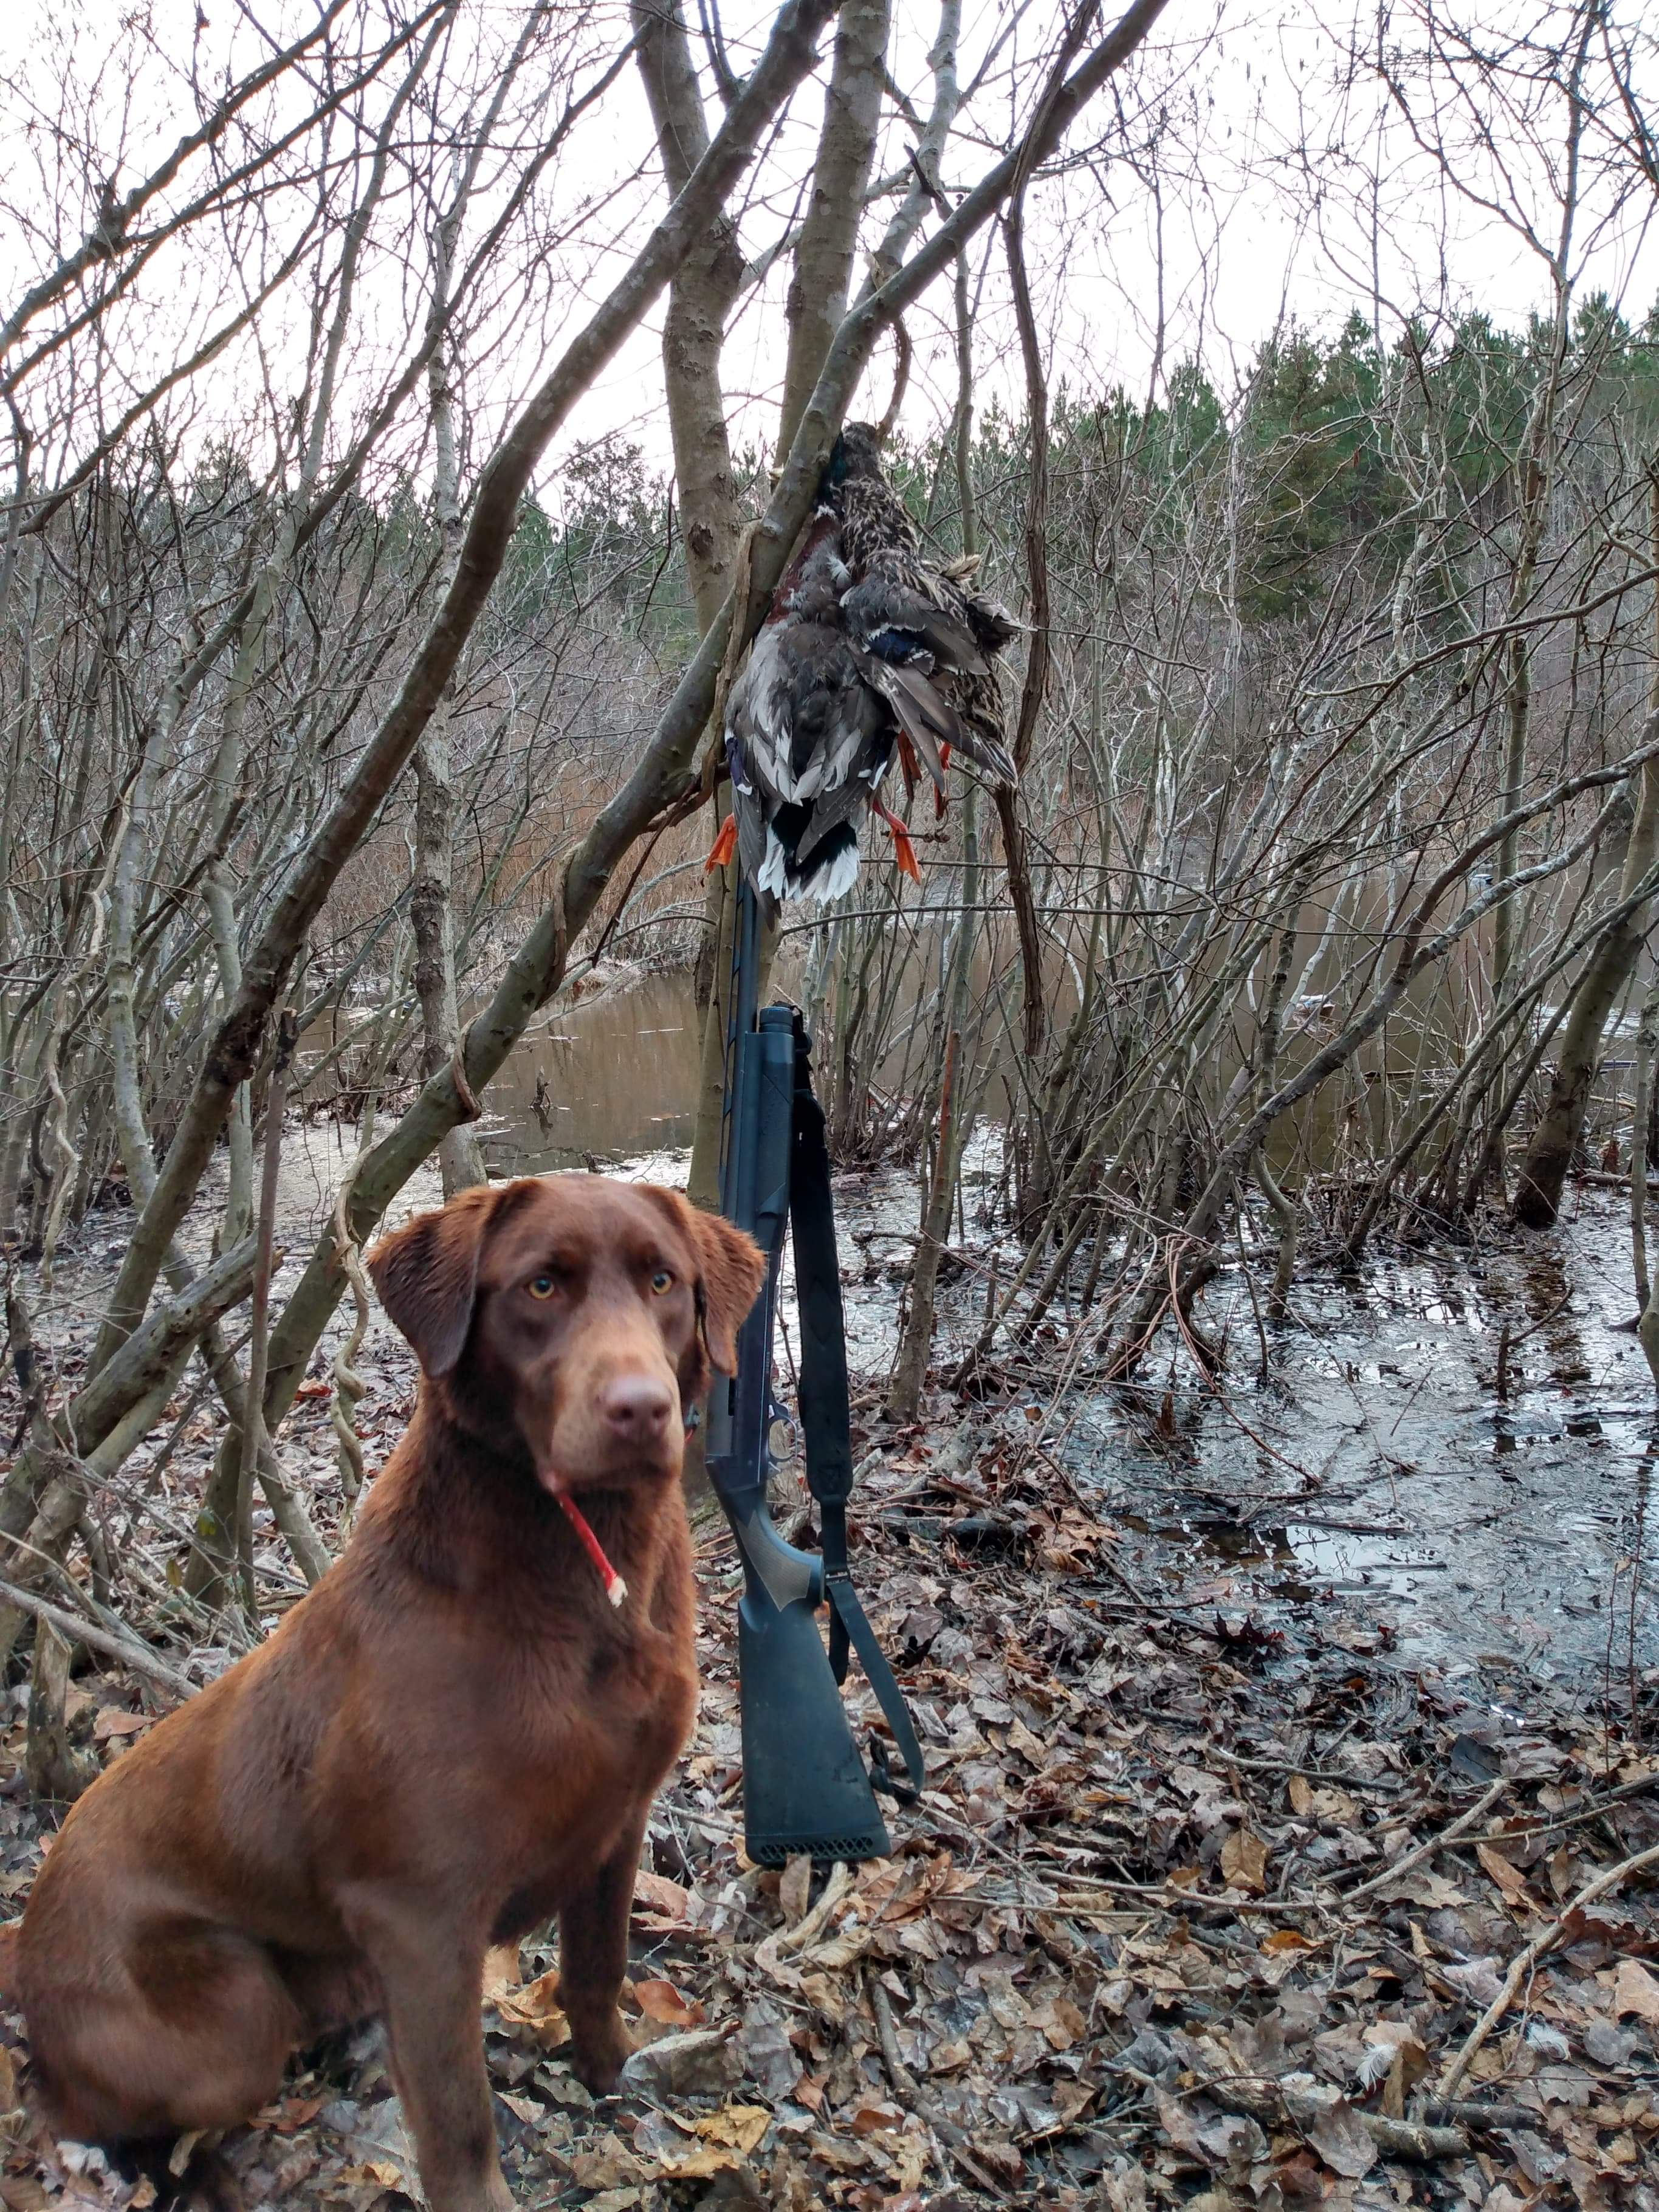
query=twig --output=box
[868,1973,920,2100]
[1361,2114,1468,2160]
[0,1576,194,1696]
[1423,2100,1537,2130]
[1221,1751,1408,1794]
[1203,2071,1467,2160]
[1339,1775,1509,1903]
[235,1007,298,1607]
[1454,1769,1659,1847]
[1435,1836,1659,2103]
[329,1157,373,1514]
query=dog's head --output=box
[366,1176,764,1496]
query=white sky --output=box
[2,0,1656,510]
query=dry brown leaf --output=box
[1476,1842,1530,1903]
[571,2135,646,2190]
[1261,1929,1315,1955]
[966,2137,1024,2184]
[632,1869,691,1921]
[495,1966,570,2044]
[338,2161,403,2190]
[779,1853,812,1926]
[1288,1774,1315,1818]
[695,2105,771,2153]
[1025,1993,1087,2050]
[657,2144,745,2180]
[92,1708,150,1742]
[1220,1824,1268,1895]
[1007,1717,1046,1767]
[1280,2080,1376,2179]
[847,2096,906,2137]
[1612,1957,1659,2023]
[481,1943,521,2001]
[634,1977,704,2027]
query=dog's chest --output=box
[492,1624,696,1852]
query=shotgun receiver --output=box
[704,888,924,1865]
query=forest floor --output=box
[0,1136,1655,2212]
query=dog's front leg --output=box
[556,1805,649,2095]
[353,1911,510,2212]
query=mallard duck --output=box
[709,430,1016,907]
[712,520,887,903]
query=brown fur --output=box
[16,1175,764,2212]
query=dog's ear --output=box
[366,1189,493,1379]
[690,1209,767,1375]
[641,1188,766,1376]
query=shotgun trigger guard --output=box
[766,1403,799,1464]
[723,1490,824,1612]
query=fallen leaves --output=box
[3,1388,1657,2212]
[1220,1821,1268,1894]
[634,1977,704,2028]
[1477,1838,1533,1905]
[492,1966,570,2047]
[1610,1956,1659,2024]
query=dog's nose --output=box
[597,1373,674,1442]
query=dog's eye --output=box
[527,1273,557,1300]
[651,1269,673,1295]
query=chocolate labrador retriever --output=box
[16,1174,764,2212]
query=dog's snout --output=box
[597,1372,674,1442]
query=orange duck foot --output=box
[704,814,738,874]
[895,729,920,803]
[874,799,921,883]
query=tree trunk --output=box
[26,1619,94,1806]
[1511,788,1658,1226]
[774,0,893,458]
[632,0,753,1219]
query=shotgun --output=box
[704,885,924,1866]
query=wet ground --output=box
[1031,1191,1659,1698]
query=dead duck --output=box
[709,430,1017,906]
[712,517,914,904]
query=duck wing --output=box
[725,623,797,803]
[938,686,1017,786]
[851,651,955,795]
[774,620,887,802]
[842,570,987,677]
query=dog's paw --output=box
[565,2012,633,2097]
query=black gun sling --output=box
[788,1016,925,1803]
